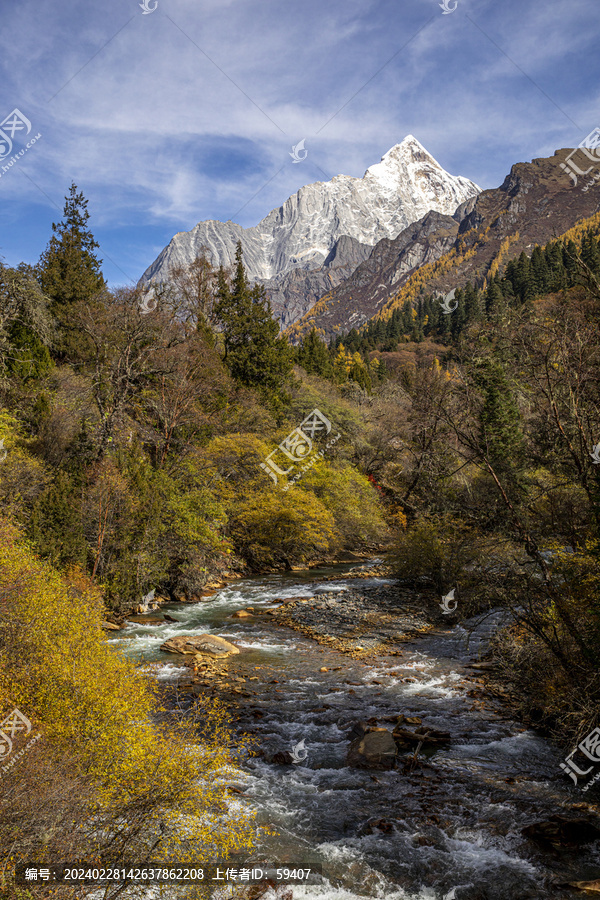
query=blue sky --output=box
[0,0,598,285]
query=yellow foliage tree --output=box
[0,522,255,895]
[229,489,335,569]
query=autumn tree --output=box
[167,250,218,341]
[72,287,183,460]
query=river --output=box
[108,563,600,900]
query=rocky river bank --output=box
[110,562,600,900]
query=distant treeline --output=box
[295,227,600,371]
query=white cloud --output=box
[0,0,598,275]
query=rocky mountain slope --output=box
[287,147,600,341]
[139,136,480,326]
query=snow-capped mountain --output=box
[140,136,480,324]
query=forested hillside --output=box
[294,217,600,742]
[0,185,391,896]
[0,185,389,612]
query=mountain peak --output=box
[141,139,480,321]
[394,134,428,155]
[365,135,446,186]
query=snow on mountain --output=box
[140,136,480,315]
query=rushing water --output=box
[109,564,600,900]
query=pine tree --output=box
[214,243,292,410]
[514,251,534,303]
[563,240,579,279]
[530,246,550,296]
[29,471,86,567]
[0,264,54,379]
[485,280,505,318]
[475,359,525,482]
[451,289,466,339]
[297,328,333,377]
[38,183,105,310]
[464,282,481,322]
[581,230,600,273]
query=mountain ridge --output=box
[287,147,600,341]
[139,136,481,325]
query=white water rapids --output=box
[108,564,600,900]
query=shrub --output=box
[0,522,255,897]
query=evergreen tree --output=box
[38,182,105,310]
[581,230,600,273]
[514,251,534,303]
[475,359,525,482]
[214,243,292,411]
[297,328,333,377]
[563,240,580,280]
[485,280,505,318]
[545,241,567,291]
[530,245,550,296]
[29,471,86,567]
[451,289,466,339]
[0,264,54,379]
[464,282,481,323]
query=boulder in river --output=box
[347,728,397,770]
[160,634,240,657]
[347,722,370,742]
[360,817,396,835]
[127,615,164,626]
[395,714,422,726]
[522,815,600,849]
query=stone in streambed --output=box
[392,725,451,753]
[360,817,396,835]
[395,714,422,726]
[347,728,397,770]
[127,615,164,625]
[347,722,370,743]
[566,879,600,893]
[160,634,240,657]
[271,750,294,765]
[522,815,600,848]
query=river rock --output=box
[395,714,422,726]
[232,609,253,618]
[127,615,164,625]
[348,722,370,742]
[271,750,294,765]
[392,725,451,752]
[101,621,121,630]
[160,634,240,657]
[522,815,600,848]
[360,817,396,835]
[347,728,397,770]
[567,879,600,893]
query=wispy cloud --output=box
[0,0,598,281]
